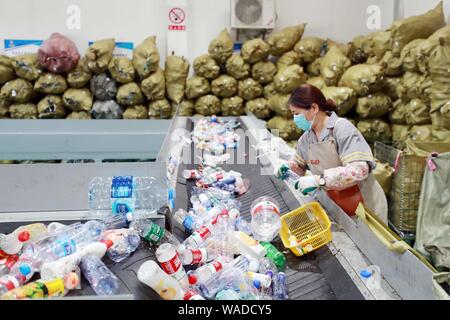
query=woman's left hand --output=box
[296,175,320,195]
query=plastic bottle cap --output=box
[253,279,261,289]
[18,231,30,242]
[221,209,228,215]
[360,270,373,278]
[101,239,114,249]
[19,264,31,276]
[188,274,198,285]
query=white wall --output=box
[1,0,444,67]
[400,0,450,21]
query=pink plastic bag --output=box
[38,33,80,74]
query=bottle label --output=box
[183,290,203,300]
[111,176,133,198]
[191,249,205,265]
[54,239,76,257]
[182,216,195,232]
[144,223,165,244]
[190,226,211,245]
[0,250,9,260]
[160,253,182,275]
[0,255,18,270]
[0,275,20,291]
[251,201,280,217]
[111,176,135,214]
[208,261,223,273]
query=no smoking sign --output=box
[169,7,185,24]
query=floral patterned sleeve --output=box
[323,161,370,191]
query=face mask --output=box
[294,110,316,131]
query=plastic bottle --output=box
[232,231,267,260]
[234,217,252,235]
[12,223,48,243]
[0,253,19,276]
[258,257,278,274]
[137,260,184,300]
[259,270,275,299]
[130,219,180,247]
[177,245,207,266]
[199,267,235,299]
[277,163,301,186]
[182,170,201,180]
[173,209,202,233]
[250,197,281,242]
[80,255,120,296]
[0,231,30,255]
[187,259,225,286]
[216,289,240,300]
[0,265,30,296]
[1,273,78,300]
[246,272,272,288]
[102,229,141,262]
[230,255,260,273]
[259,241,286,271]
[183,289,205,300]
[88,176,168,217]
[40,241,112,281]
[182,220,217,249]
[155,243,188,287]
[16,220,106,274]
[273,272,289,300]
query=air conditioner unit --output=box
[231,0,276,30]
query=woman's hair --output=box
[288,84,337,113]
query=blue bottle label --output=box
[111,176,135,214]
[183,216,195,232]
[54,239,76,257]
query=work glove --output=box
[296,175,320,195]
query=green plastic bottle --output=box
[259,241,286,271]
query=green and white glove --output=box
[296,175,320,195]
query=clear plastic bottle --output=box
[182,170,201,180]
[183,289,205,300]
[0,265,30,296]
[137,260,184,300]
[130,218,180,247]
[273,272,289,300]
[230,255,260,272]
[88,176,168,217]
[250,196,281,242]
[15,220,105,274]
[155,243,188,287]
[234,217,252,235]
[80,255,120,296]
[258,257,278,274]
[182,220,217,249]
[177,245,207,266]
[173,209,202,233]
[0,231,30,255]
[102,229,141,263]
[0,253,19,276]
[187,259,225,286]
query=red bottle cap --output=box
[221,209,228,215]
[18,231,30,242]
[188,274,198,285]
[101,239,114,249]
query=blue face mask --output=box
[294,110,315,131]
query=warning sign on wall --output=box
[168,7,186,30]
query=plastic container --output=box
[259,241,286,271]
[155,243,188,287]
[279,202,332,257]
[0,253,19,277]
[130,219,180,247]
[187,259,224,286]
[137,260,184,300]
[273,272,288,300]
[80,255,120,296]
[250,197,281,242]
[102,229,141,262]
[1,275,74,300]
[0,231,30,255]
[177,245,207,266]
[246,272,272,288]
[232,231,267,260]
[0,266,30,296]
[88,176,168,217]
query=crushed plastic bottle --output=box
[250,196,281,242]
[80,255,120,296]
[102,229,141,262]
[0,265,30,296]
[187,259,225,286]
[0,252,19,277]
[0,231,30,255]
[177,245,208,266]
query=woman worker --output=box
[285,84,388,223]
